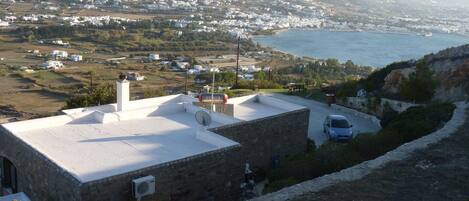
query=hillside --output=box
[343,44,469,102]
[382,44,469,102]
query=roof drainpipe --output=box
[117,74,129,112]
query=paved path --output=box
[264,93,381,145]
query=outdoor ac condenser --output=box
[132,175,156,199]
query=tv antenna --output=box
[195,110,212,127]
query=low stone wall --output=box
[0,127,82,200]
[211,108,310,171]
[331,104,382,129]
[251,102,468,201]
[344,97,418,114]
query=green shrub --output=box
[64,83,116,109]
[399,61,439,103]
[233,80,282,90]
[336,81,359,101]
[380,102,398,127]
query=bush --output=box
[264,103,455,193]
[336,81,359,101]
[399,61,438,103]
[233,80,282,90]
[380,102,399,127]
[64,84,116,109]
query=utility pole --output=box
[184,70,188,95]
[235,36,240,87]
[89,71,94,93]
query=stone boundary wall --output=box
[251,102,468,201]
[345,97,418,113]
[331,104,382,129]
[210,108,310,171]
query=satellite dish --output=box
[195,110,212,127]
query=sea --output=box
[253,29,469,67]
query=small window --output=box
[1,157,18,194]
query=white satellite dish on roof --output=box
[195,110,212,127]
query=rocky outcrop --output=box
[383,67,415,94]
[382,44,469,102]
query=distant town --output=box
[1,0,468,38]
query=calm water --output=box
[253,30,469,67]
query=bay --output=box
[253,30,469,67]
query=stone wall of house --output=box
[80,146,244,201]
[210,108,310,171]
[0,126,82,200]
[0,108,309,201]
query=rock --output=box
[383,67,415,94]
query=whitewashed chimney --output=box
[117,75,129,112]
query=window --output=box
[1,157,17,195]
[331,119,350,128]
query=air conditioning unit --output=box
[132,175,156,199]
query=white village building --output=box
[70,54,83,62]
[149,53,160,61]
[41,60,64,69]
[51,50,68,59]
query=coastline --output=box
[250,29,469,68]
[251,27,469,39]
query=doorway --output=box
[1,157,17,195]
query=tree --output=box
[345,60,355,69]
[64,83,116,109]
[254,71,266,80]
[399,61,438,103]
[326,59,340,68]
[336,81,359,101]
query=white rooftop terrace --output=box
[1,94,305,183]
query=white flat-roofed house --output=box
[0,20,9,27]
[70,54,83,62]
[193,65,205,71]
[52,40,70,46]
[0,79,309,201]
[4,16,17,22]
[51,50,68,59]
[149,53,160,61]
[242,74,254,80]
[247,65,261,73]
[126,72,145,81]
[41,60,64,69]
